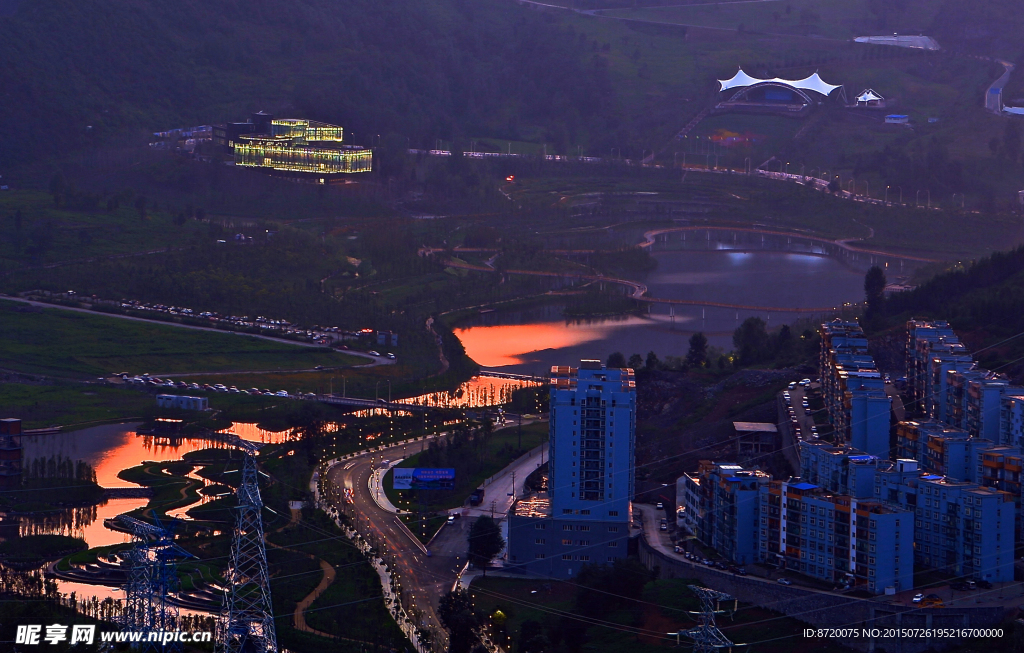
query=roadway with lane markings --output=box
[324,420,547,649]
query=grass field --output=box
[0,299,363,379]
[0,190,212,270]
[0,381,153,429]
[602,0,941,40]
[513,172,1023,259]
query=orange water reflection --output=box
[20,498,142,549]
[453,318,649,368]
[402,376,539,409]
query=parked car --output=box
[386,353,396,360]
[656,502,664,510]
[975,579,992,589]
[911,593,924,604]
[777,578,792,585]
[921,594,943,608]
[368,350,380,356]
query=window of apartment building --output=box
[535,553,546,559]
[535,523,546,529]
[869,557,875,565]
[562,539,572,545]
[608,526,619,532]
[579,555,590,561]
[562,554,572,560]
[577,525,590,531]
[563,525,573,531]
[869,544,875,553]
[563,509,573,515]
[581,510,590,515]
[578,540,591,546]
[608,511,618,517]
[536,539,546,545]
[608,541,617,547]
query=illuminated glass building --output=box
[216,113,372,178]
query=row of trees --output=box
[23,456,97,483]
[605,318,815,375]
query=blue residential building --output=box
[507,361,636,577]
[875,459,1015,583]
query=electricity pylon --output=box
[119,515,193,651]
[218,441,277,653]
[673,585,737,652]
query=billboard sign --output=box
[393,467,455,490]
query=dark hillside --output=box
[0,0,630,167]
[880,245,1024,379]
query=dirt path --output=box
[263,508,349,641]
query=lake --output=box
[454,249,871,372]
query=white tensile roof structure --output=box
[717,68,842,96]
[855,89,884,103]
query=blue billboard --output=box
[393,467,455,490]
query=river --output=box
[454,248,876,373]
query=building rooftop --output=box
[513,496,552,518]
[733,422,778,433]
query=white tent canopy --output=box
[855,89,884,102]
[718,68,842,96]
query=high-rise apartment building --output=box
[507,361,635,577]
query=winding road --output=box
[323,425,546,651]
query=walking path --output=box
[263,508,347,641]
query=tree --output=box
[733,317,769,365]
[606,352,626,368]
[467,516,504,574]
[438,589,480,653]
[645,350,660,371]
[1004,121,1021,164]
[519,620,551,653]
[627,353,643,370]
[49,173,66,207]
[686,332,709,368]
[134,195,148,221]
[864,265,887,313]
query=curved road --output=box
[324,425,546,650]
[326,439,463,649]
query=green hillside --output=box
[0,0,661,168]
